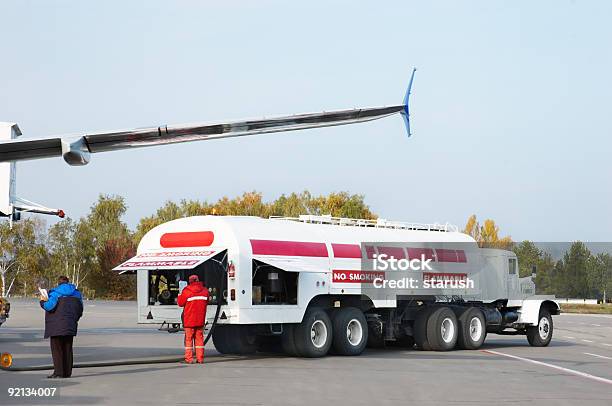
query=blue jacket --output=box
[40,283,83,338]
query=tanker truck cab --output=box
[115,215,560,357]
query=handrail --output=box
[269,215,458,232]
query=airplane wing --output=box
[0,69,416,166]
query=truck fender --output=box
[517,299,560,325]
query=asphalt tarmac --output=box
[0,299,610,405]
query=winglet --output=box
[400,68,417,137]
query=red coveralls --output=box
[177,281,209,363]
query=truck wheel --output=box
[212,325,257,354]
[526,309,553,347]
[212,325,233,354]
[293,308,333,357]
[331,307,368,356]
[231,325,258,354]
[257,335,282,353]
[281,324,299,356]
[457,308,486,350]
[414,306,436,351]
[427,306,459,351]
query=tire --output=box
[331,307,368,356]
[212,325,258,354]
[526,309,553,347]
[293,308,333,358]
[231,325,258,354]
[256,335,282,353]
[457,307,486,350]
[414,306,436,351]
[281,324,299,356]
[212,325,233,354]
[427,306,459,351]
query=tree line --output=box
[0,195,609,301]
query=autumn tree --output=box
[134,191,376,245]
[463,215,512,249]
[84,195,135,298]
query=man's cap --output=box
[188,275,199,283]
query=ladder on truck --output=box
[270,214,458,232]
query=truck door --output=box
[507,257,520,298]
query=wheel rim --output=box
[469,316,483,342]
[538,317,550,340]
[441,317,455,343]
[310,320,328,349]
[346,319,363,346]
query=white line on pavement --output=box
[584,352,612,360]
[482,350,612,385]
[603,344,612,347]
[582,339,594,343]
[564,336,576,339]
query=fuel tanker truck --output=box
[113,214,559,357]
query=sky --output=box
[0,0,610,241]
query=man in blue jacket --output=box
[40,276,83,379]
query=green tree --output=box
[47,218,97,288]
[534,252,555,294]
[0,218,47,297]
[562,241,591,298]
[513,241,541,278]
[587,253,612,302]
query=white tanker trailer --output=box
[114,214,559,357]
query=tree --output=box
[463,215,512,249]
[47,218,96,288]
[562,241,591,298]
[97,237,136,299]
[84,195,134,297]
[513,241,541,278]
[0,218,47,297]
[134,190,377,245]
[587,253,612,302]
[534,252,555,295]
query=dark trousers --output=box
[50,336,74,377]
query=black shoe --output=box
[47,374,60,379]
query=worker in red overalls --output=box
[177,275,209,364]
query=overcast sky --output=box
[0,1,610,241]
